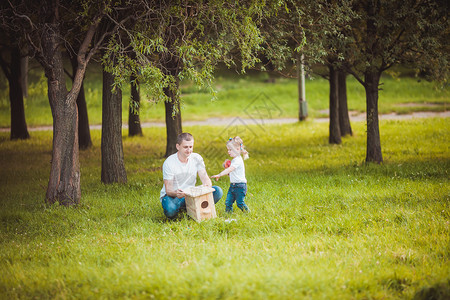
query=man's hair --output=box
[176,132,194,145]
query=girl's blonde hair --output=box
[227,136,249,160]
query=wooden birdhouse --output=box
[184,186,217,222]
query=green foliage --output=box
[262,0,449,85]
[101,0,266,112]
[0,118,449,298]
[335,0,449,83]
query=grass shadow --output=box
[413,281,450,300]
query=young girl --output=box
[211,136,250,213]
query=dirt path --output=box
[1,111,448,132]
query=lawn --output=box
[0,116,449,299]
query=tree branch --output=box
[345,65,365,86]
[64,67,73,81]
[24,32,49,69]
[7,0,37,31]
[78,21,99,66]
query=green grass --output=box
[0,117,449,299]
[0,63,448,127]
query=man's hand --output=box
[176,189,186,198]
[164,179,185,198]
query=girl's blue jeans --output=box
[161,186,223,219]
[225,183,249,212]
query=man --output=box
[160,132,223,218]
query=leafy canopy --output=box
[102,0,272,105]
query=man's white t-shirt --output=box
[230,156,247,183]
[160,153,206,199]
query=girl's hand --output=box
[211,174,220,181]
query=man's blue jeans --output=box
[225,183,248,212]
[161,186,223,219]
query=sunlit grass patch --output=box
[0,118,449,299]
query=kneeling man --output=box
[160,133,223,218]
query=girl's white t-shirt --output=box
[230,156,247,183]
[160,153,206,199]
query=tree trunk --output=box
[338,69,352,136]
[163,56,182,157]
[129,75,143,137]
[70,56,92,150]
[363,0,383,163]
[297,54,308,121]
[101,67,127,184]
[164,91,182,157]
[20,56,28,98]
[76,82,92,149]
[364,71,383,163]
[43,24,81,205]
[8,48,29,140]
[328,65,341,144]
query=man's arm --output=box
[164,179,185,198]
[198,169,212,187]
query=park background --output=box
[1,61,449,299]
[1,62,448,128]
[0,0,449,298]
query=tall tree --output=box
[1,0,122,205]
[328,64,341,144]
[328,64,353,142]
[41,11,81,205]
[101,62,127,184]
[129,75,143,137]
[338,0,449,163]
[164,98,181,155]
[256,1,308,120]
[256,0,356,130]
[161,52,182,156]
[324,62,353,144]
[103,0,265,157]
[299,0,354,143]
[0,45,29,140]
[338,69,352,137]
